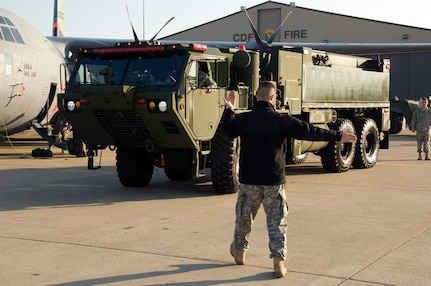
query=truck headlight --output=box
[158,101,168,112]
[148,100,168,113]
[67,100,76,111]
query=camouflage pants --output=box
[416,130,430,153]
[232,184,288,259]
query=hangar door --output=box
[258,8,281,42]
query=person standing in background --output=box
[410,97,431,160]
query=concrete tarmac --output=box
[0,130,430,285]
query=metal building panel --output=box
[258,8,281,42]
[162,2,431,44]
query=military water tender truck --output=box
[58,42,390,194]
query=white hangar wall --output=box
[162,1,431,99]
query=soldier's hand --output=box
[340,130,357,143]
[200,88,209,95]
[224,90,237,111]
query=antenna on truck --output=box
[126,5,174,43]
[126,5,140,42]
[150,16,175,42]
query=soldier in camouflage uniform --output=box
[223,81,357,278]
[410,97,431,160]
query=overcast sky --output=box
[1,0,430,40]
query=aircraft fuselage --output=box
[0,8,65,136]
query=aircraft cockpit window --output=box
[1,26,14,42]
[0,16,24,44]
[10,28,24,44]
[3,17,14,26]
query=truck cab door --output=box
[185,60,224,139]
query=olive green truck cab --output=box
[58,42,390,193]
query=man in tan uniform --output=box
[410,97,431,160]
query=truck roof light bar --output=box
[93,45,166,55]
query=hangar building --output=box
[161,1,431,100]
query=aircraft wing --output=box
[160,40,431,55]
[47,36,131,60]
[51,37,431,60]
[278,42,431,55]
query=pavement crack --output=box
[337,226,431,285]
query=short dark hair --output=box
[259,81,275,90]
[256,81,276,100]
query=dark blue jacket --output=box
[223,101,342,185]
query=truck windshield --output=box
[71,52,186,87]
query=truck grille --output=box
[92,109,157,147]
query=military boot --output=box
[230,243,245,265]
[426,152,430,160]
[273,256,287,278]
[418,152,422,160]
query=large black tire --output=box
[211,126,240,194]
[163,149,194,181]
[320,119,356,173]
[116,147,154,187]
[353,118,379,169]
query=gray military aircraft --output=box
[0,1,118,141]
[0,7,65,138]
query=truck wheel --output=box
[320,119,356,173]
[211,126,240,194]
[353,118,379,169]
[163,149,194,181]
[116,147,154,187]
